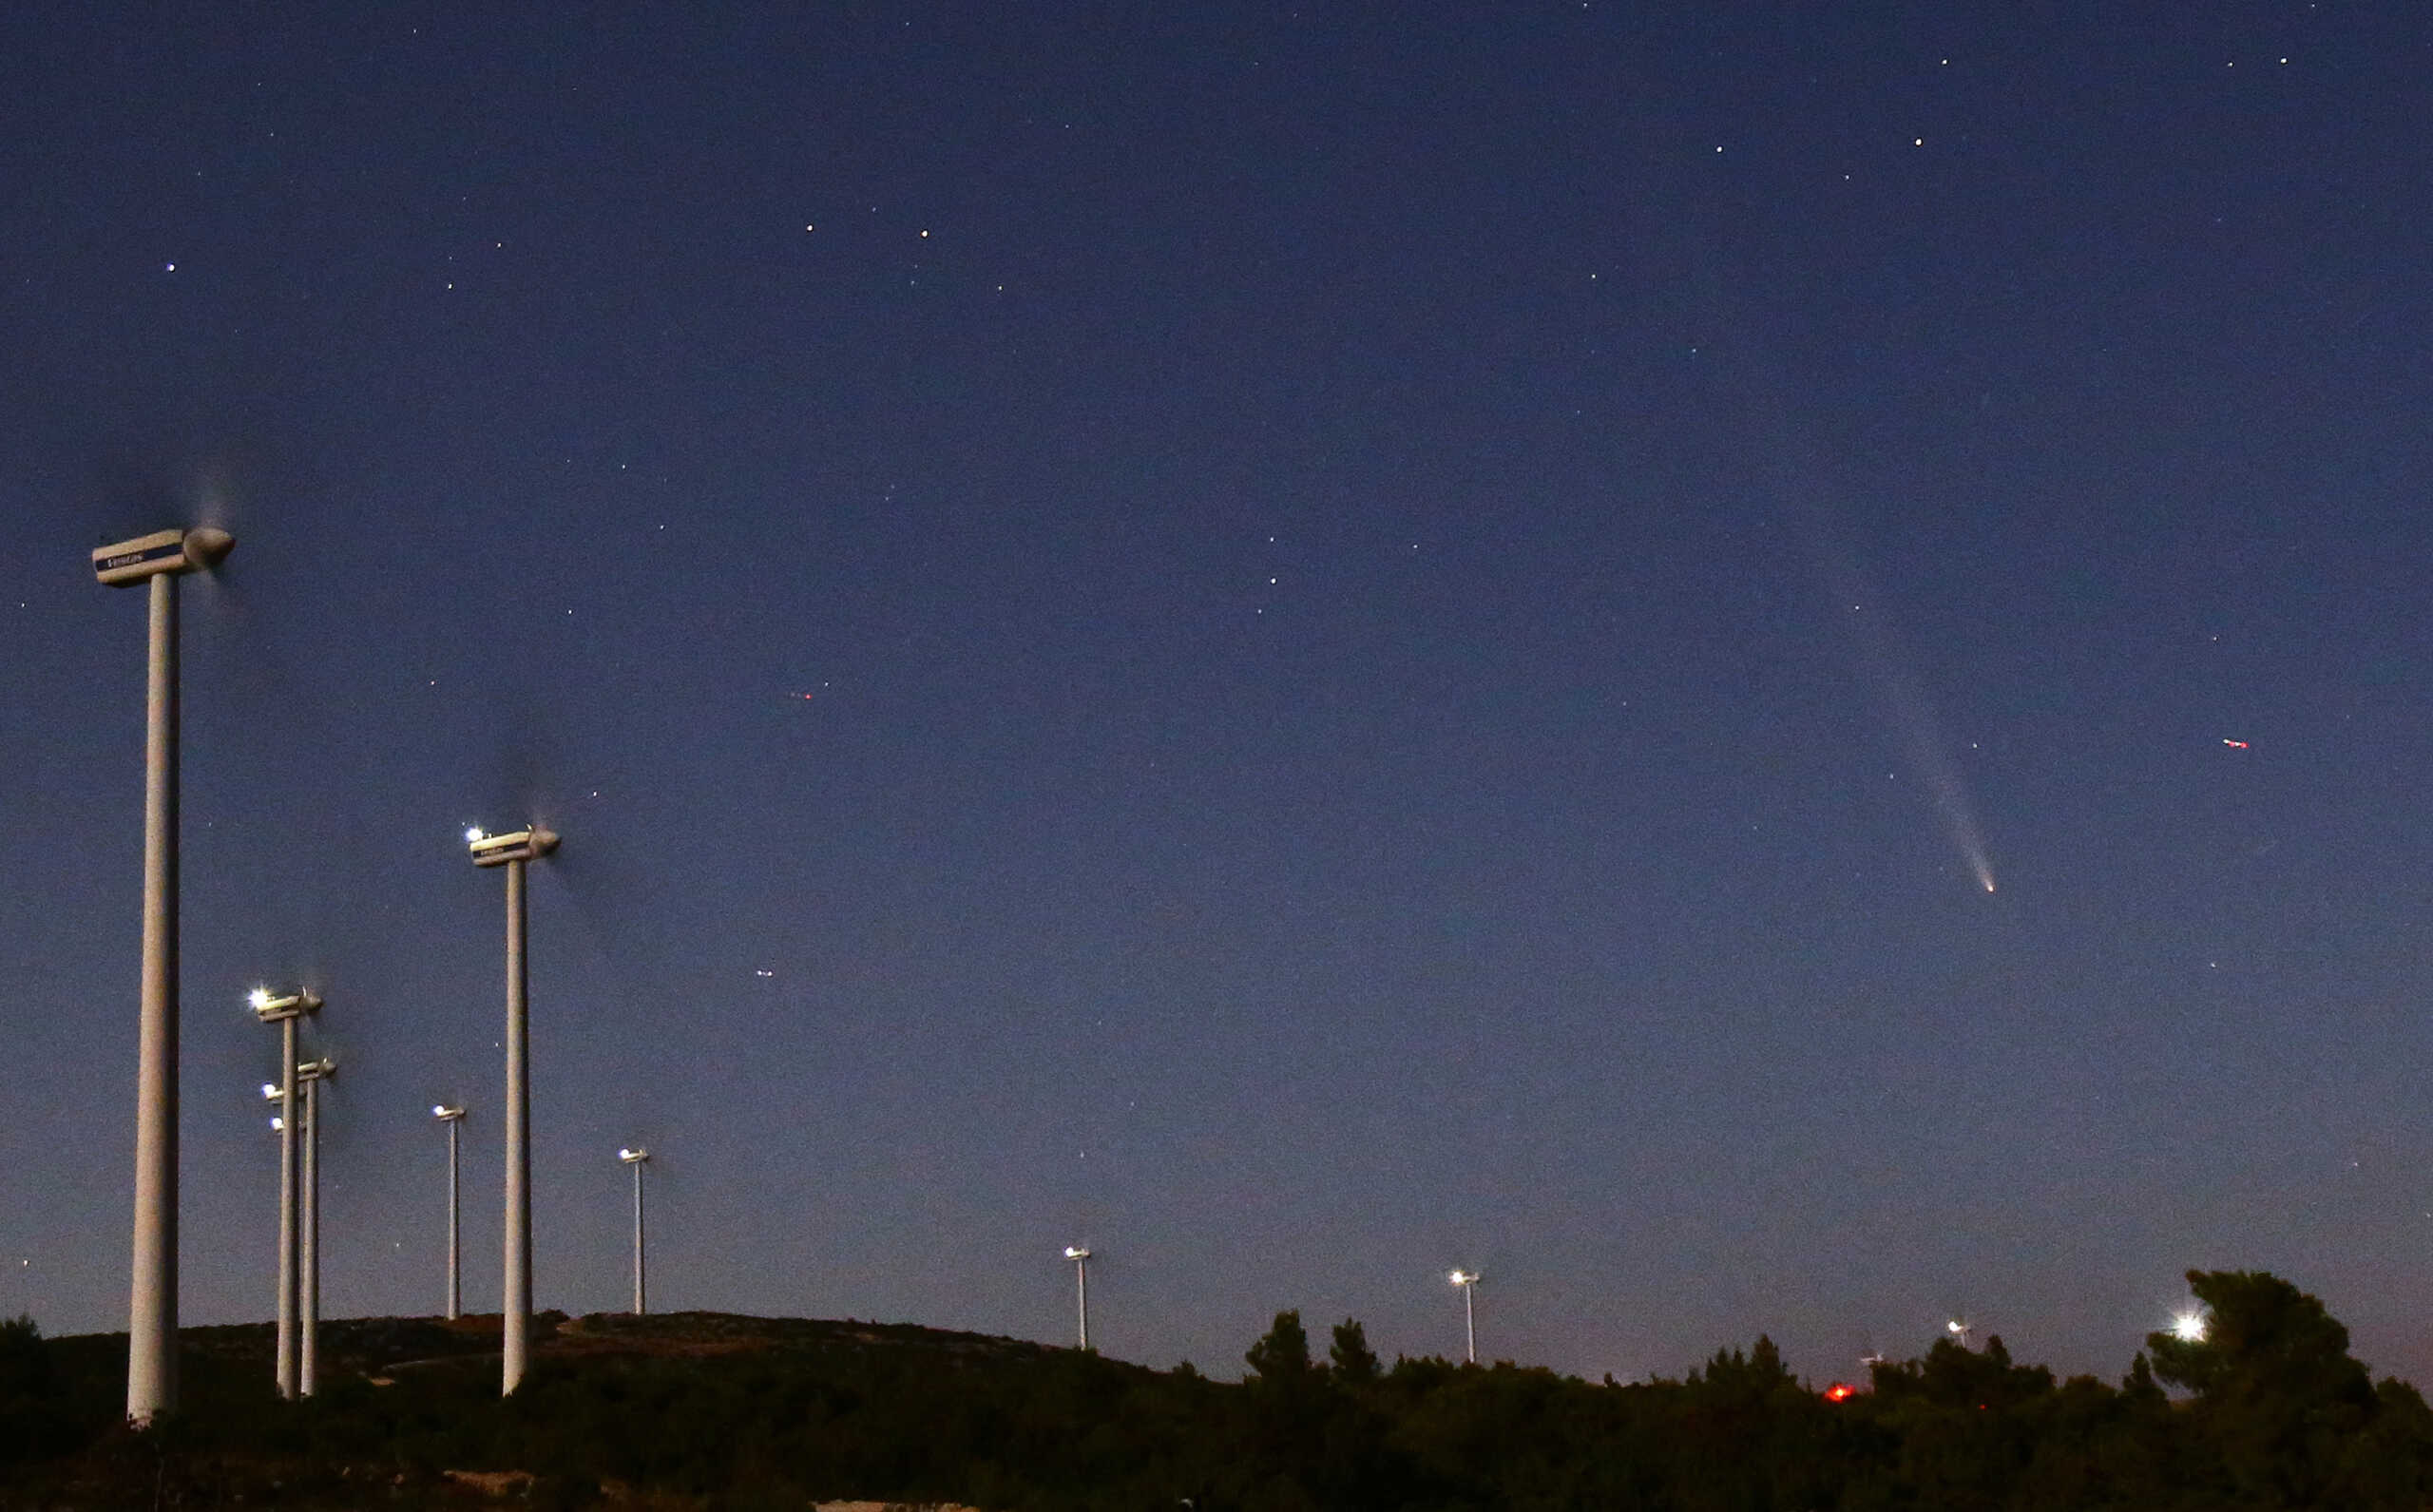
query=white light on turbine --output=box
[2172,1310,2207,1343]
[465,827,486,843]
[1062,1244,1093,1349]
[1446,1269,1482,1363]
[248,987,274,1010]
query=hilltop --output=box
[12,1310,1176,1509]
[144,1307,1070,1381]
[8,1271,2433,1510]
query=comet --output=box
[1872,654,1998,895]
[1819,555,1998,896]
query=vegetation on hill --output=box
[2,1269,2428,1509]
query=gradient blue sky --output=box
[5,3,2431,1389]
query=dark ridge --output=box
[10,1273,2433,1511]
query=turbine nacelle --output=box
[92,526,234,585]
[249,986,321,1024]
[468,825,560,867]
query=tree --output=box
[2146,1270,2370,1410]
[1245,1311,1312,1383]
[1329,1319,1379,1385]
[2145,1268,2428,1509]
[1689,1335,1795,1398]
[0,1314,63,1466]
[1237,1311,1344,1504]
[2121,1350,2164,1406]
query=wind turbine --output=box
[90,522,234,1423]
[296,1056,335,1396]
[618,1148,649,1315]
[249,986,318,1398]
[1448,1271,1482,1365]
[467,822,559,1395]
[1063,1246,1092,1350]
[432,1106,467,1320]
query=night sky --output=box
[5,4,2431,1391]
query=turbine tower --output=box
[467,823,558,1394]
[1448,1270,1482,1365]
[1063,1246,1092,1350]
[618,1147,649,1315]
[296,1056,335,1395]
[91,523,234,1422]
[249,986,319,1399]
[432,1106,467,1319]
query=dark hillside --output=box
[6,1273,2433,1510]
[10,1310,1212,1509]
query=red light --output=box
[1824,1383,1857,1402]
